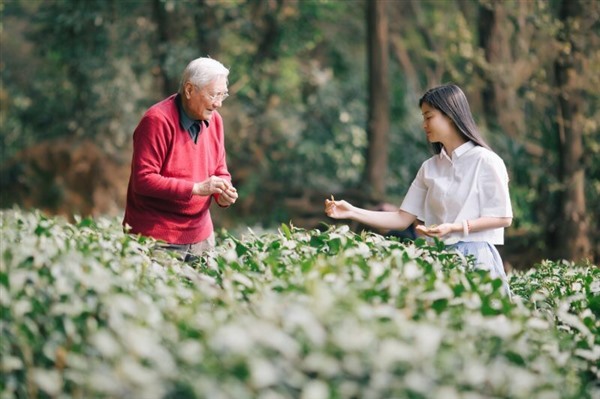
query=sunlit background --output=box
[1,0,599,267]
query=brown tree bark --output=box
[363,0,390,201]
[477,0,523,136]
[194,0,220,58]
[552,0,591,262]
[152,0,179,95]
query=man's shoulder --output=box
[144,94,178,119]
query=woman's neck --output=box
[442,136,469,156]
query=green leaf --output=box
[431,298,449,314]
[309,235,325,249]
[327,237,341,254]
[280,223,292,240]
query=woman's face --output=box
[421,102,456,144]
[182,76,228,121]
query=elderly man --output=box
[123,57,237,261]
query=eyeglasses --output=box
[205,91,229,102]
[190,83,229,102]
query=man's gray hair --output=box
[179,57,229,94]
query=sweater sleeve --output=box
[210,112,232,204]
[212,113,231,181]
[130,113,195,200]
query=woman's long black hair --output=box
[419,84,491,154]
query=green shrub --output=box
[1,210,598,398]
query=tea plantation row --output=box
[1,210,598,398]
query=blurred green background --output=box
[1,0,598,267]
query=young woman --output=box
[325,84,513,289]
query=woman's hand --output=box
[325,196,417,231]
[325,196,355,220]
[415,222,460,238]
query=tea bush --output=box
[1,209,598,398]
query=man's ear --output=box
[184,82,195,99]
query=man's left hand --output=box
[216,186,238,207]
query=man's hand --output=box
[193,176,235,197]
[216,185,238,207]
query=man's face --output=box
[182,76,228,121]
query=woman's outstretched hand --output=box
[324,195,354,220]
[415,223,458,238]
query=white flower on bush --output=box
[118,324,176,376]
[484,315,519,339]
[300,379,329,399]
[413,324,443,357]
[282,304,327,347]
[118,356,166,399]
[91,330,121,358]
[404,370,431,395]
[402,261,423,280]
[211,324,254,354]
[250,357,279,388]
[401,244,424,260]
[177,340,204,365]
[369,261,386,279]
[461,360,487,386]
[32,368,62,396]
[332,319,375,352]
[376,338,417,368]
[302,352,340,377]
[526,317,550,330]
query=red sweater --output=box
[123,94,231,244]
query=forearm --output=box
[134,172,194,200]
[349,208,416,231]
[467,216,512,233]
[444,216,513,235]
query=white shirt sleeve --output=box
[479,154,513,218]
[400,164,427,221]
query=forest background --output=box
[1,0,598,269]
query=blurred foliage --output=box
[0,0,598,261]
[1,209,599,398]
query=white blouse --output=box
[400,141,513,245]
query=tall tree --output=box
[363,0,390,201]
[552,0,592,262]
[194,0,220,58]
[477,0,523,136]
[152,0,179,95]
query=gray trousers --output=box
[156,232,216,262]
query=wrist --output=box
[462,220,471,236]
[453,222,462,233]
[193,182,211,196]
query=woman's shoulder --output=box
[471,145,506,165]
[420,153,440,169]
[469,146,509,179]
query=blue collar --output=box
[176,94,209,132]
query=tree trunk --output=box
[152,0,179,95]
[195,0,220,58]
[477,0,523,136]
[363,0,390,201]
[552,0,591,262]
